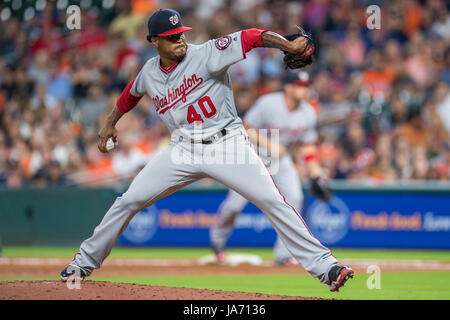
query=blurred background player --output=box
[210,71,327,265]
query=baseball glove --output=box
[310,176,332,203]
[283,26,315,70]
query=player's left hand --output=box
[309,175,332,203]
[283,26,315,70]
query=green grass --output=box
[2,246,449,300]
[95,272,450,300]
[1,272,449,300]
[2,246,450,261]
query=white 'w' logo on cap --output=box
[169,15,179,25]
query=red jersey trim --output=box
[158,44,188,74]
[241,28,267,59]
[159,60,180,74]
[116,79,143,113]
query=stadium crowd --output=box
[0,0,449,188]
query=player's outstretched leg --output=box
[210,189,248,263]
[202,132,353,290]
[269,156,303,266]
[273,237,297,265]
[60,145,203,281]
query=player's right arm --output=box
[243,122,287,159]
[98,74,145,153]
[260,31,308,54]
[204,29,307,75]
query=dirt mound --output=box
[0,280,322,300]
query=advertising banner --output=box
[118,189,450,249]
[304,191,450,249]
[119,191,278,247]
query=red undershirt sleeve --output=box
[241,28,268,58]
[116,78,143,113]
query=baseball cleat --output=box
[211,243,227,264]
[215,251,227,264]
[328,265,354,292]
[60,265,87,282]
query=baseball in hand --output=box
[106,137,115,151]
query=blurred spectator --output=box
[0,18,22,65]
[32,160,72,187]
[361,50,395,100]
[430,143,450,180]
[394,136,413,180]
[28,50,50,84]
[83,144,118,186]
[109,0,146,40]
[434,82,450,133]
[112,131,149,180]
[0,144,8,185]
[79,84,108,128]
[411,145,430,180]
[396,108,428,147]
[30,83,59,110]
[369,133,397,183]
[404,33,437,88]
[441,48,450,84]
[5,161,24,188]
[431,5,450,38]
[341,25,366,68]
[45,61,72,103]
[340,120,367,160]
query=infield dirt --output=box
[1,257,449,300]
[0,280,323,300]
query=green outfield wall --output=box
[0,187,116,246]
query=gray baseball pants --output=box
[210,155,303,263]
[71,128,338,283]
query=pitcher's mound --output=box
[0,280,322,300]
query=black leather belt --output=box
[179,128,227,144]
[200,128,227,144]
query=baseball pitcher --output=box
[60,8,353,292]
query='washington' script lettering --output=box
[153,74,203,114]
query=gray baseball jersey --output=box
[244,92,317,148]
[69,31,339,285]
[130,31,245,141]
[210,92,317,262]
